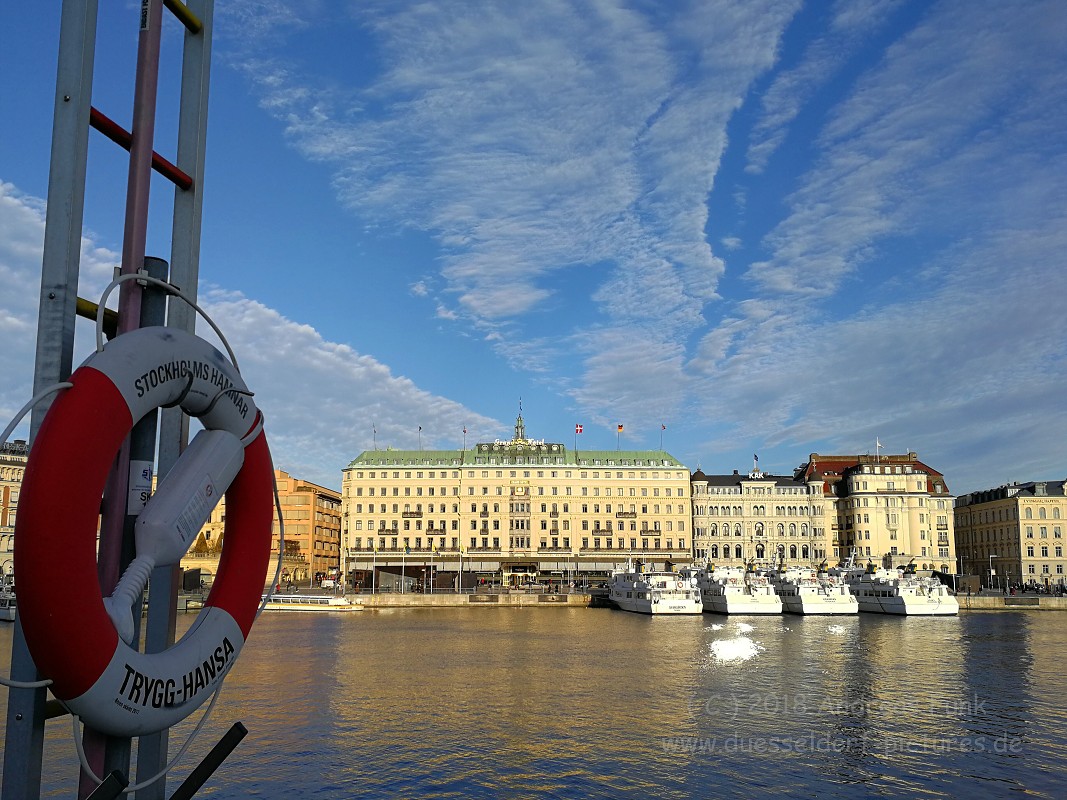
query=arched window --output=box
[1025,508,1033,519]
[802,545,809,559]
[789,523,797,536]
[710,544,719,559]
[734,544,743,559]
[755,522,764,536]
[778,523,785,535]
[734,523,743,536]
[790,545,798,560]
[1039,508,1047,520]
[756,544,765,559]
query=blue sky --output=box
[2,0,1065,494]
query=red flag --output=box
[575,424,583,434]
[617,424,624,432]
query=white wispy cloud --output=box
[0,185,500,489]
[746,0,1067,300]
[745,0,901,174]
[221,0,796,427]
[205,0,1067,493]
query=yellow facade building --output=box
[181,468,342,588]
[1,440,29,579]
[340,415,693,587]
[690,464,834,567]
[801,451,956,573]
[954,480,1067,590]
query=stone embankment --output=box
[174,591,1067,611]
[958,594,1067,611]
[353,592,591,608]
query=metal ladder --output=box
[2,2,231,798]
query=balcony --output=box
[402,511,422,518]
[615,511,637,519]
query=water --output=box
[3,608,1066,798]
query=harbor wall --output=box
[171,592,1067,611]
[346,593,1067,610]
[352,592,592,609]
[957,595,1067,611]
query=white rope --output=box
[93,272,240,370]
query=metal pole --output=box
[82,3,164,792]
[167,723,247,800]
[4,5,99,795]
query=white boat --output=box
[0,582,15,622]
[259,593,364,613]
[608,562,703,615]
[831,558,958,616]
[690,565,783,615]
[764,565,858,616]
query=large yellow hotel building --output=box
[340,414,693,586]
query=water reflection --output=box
[1,609,1066,798]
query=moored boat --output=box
[259,593,364,613]
[689,563,783,615]
[0,580,15,622]
[608,562,703,615]
[830,558,958,616]
[763,564,858,616]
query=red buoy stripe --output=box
[14,328,274,735]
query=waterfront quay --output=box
[226,586,1067,611]
[352,592,1067,610]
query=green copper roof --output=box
[346,446,687,470]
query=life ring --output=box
[14,327,274,736]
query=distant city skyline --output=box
[2,1,1065,494]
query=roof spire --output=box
[514,398,526,442]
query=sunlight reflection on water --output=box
[3,608,1066,798]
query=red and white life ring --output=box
[14,327,274,736]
